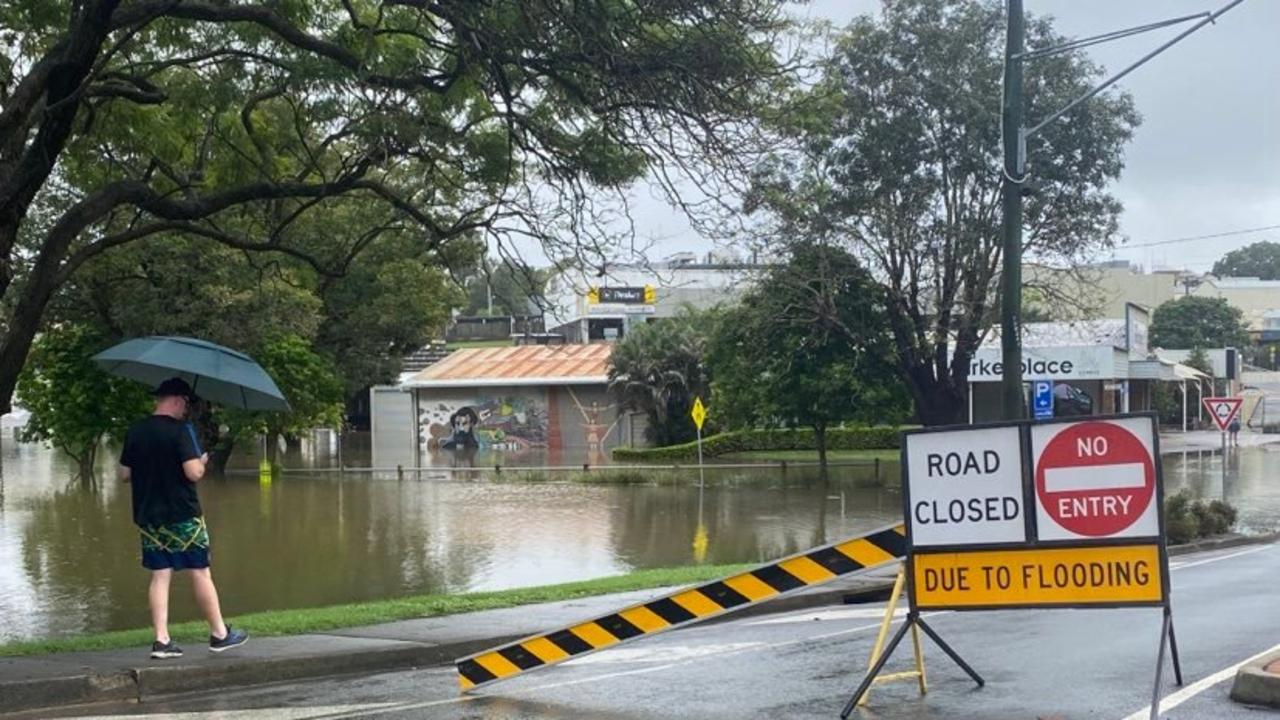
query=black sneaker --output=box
[209,625,248,653]
[150,640,183,659]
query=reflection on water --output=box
[1162,444,1280,535]
[0,438,899,643]
[4,436,1276,644]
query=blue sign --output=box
[1032,380,1054,419]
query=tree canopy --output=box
[1150,296,1250,350]
[15,323,151,478]
[1212,241,1280,281]
[0,0,794,412]
[608,311,713,447]
[744,0,1140,424]
[708,242,907,471]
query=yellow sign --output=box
[586,286,599,304]
[912,544,1162,609]
[644,284,657,304]
[691,397,707,430]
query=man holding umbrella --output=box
[119,377,248,659]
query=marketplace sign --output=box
[967,346,1118,382]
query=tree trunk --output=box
[209,438,235,476]
[902,361,968,427]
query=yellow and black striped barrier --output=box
[456,522,907,691]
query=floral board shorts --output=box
[138,517,211,571]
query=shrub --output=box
[1163,492,1197,545]
[1163,491,1239,545]
[612,426,904,462]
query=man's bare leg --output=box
[190,568,229,639]
[149,569,173,643]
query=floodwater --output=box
[1162,442,1280,535]
[0,437,899,644]
[2,436,1277,644]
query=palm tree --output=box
[608,312,711,446]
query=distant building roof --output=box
[400,341,452,374]
[401,343,612,388]
[983,320,1127,350]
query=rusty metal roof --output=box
[401,343,613,388]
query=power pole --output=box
[987,0,1245,423]
[1000,0,1026,420]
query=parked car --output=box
[1053,383,1094,417]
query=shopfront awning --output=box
[1128,356,1211,382]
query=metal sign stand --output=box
[854,567,926,708]
[1150,605,1184,720]
[841,588,984,719]
[848,414,1183,719]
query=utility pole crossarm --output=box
[1026,0,1247,138]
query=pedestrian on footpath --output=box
[118,377,248,659]
[1229,417,1241,447]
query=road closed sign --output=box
[1031,416,1159,542]
[904,425,1026,547]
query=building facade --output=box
[398,344,638,465]
[543,253,764,342]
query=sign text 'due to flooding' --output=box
[905,426,1026,547]
[912,545,1163,609]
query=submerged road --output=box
[23,542,1280,719]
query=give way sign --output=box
[1202,396,1243,432]
[1031,416,1160,541]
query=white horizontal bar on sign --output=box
[1043,463,1146,493]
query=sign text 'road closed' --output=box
[913,544,1163,609]
[905,426,1026,547]
[1032,416,1159,541]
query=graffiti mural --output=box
[419,394,549,453]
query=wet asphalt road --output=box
[23,542,1280,720]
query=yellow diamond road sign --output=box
[691,397,707,430]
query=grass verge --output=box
[720,449,901,462]
[0,564,750,658]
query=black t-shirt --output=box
[120,415,203,526]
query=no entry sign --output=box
[1031,416,1159,541]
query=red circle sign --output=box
[1036,421,1155,537]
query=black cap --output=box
[154,377,194,399]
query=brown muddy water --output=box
[1,436,1275,643]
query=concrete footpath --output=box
[0,567,900,716]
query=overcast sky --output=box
[623,0,1278,273]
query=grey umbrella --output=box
[92,336,291,412]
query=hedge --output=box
[612,426,904,462]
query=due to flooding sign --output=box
[901,414,1168,611]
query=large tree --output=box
[709,242,907,473]
[1212,241,1280,281]
[745,0,1140,425]
[0,0,792,412]
[1150,296,1250,350]
[15,323,151,478]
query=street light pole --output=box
[1000,0,1026,420]
[996,0,1244,423]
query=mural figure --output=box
[441,407,480,450]
[566,388,620,462]
[419,396,549,453]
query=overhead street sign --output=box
[1202,396,1243,432]
[903,425,1026,547]
[913,544,1164,610]
[1031,416,1159,541]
